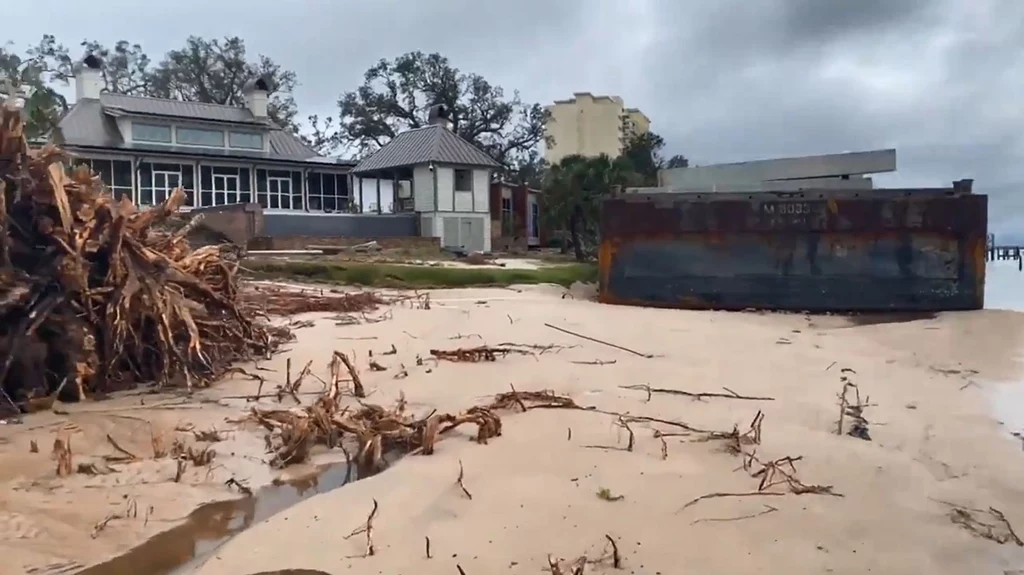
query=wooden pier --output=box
[988,245,1024,270]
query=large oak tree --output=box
[331,51,549,180]
[3,35,303,139]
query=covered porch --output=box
[351,166,416,214]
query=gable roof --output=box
[351,124,500,175]
[53,95,341,166]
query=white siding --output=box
[454,191,473,212]
[436,167,454,211]
[472,169,490,213]
[413,165,434,211]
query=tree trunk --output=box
[569,209,585,262]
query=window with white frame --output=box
[137,162,195,207]
[229,131,264,150]
[199,166,252,207]
[177,127,225,147]
[132,123,172,143]
[74,158,134,202]
[256,169,303,210]
[306,172,349,212]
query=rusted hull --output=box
[599,188,987,312]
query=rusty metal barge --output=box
[598,180,987,312]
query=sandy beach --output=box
[4,283,1024,575]
[186,284,1024,575]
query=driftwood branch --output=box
[544,323,653,358]
[692,504,779,524]
[344,498,379,557]
[621,384,774,402]
[456,460,473,499]
[604,534,621,568]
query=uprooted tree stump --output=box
[0,101,303,412]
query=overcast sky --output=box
[7,0,1024,232]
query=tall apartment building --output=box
[543,92,650,164]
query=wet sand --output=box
[187,285,1024,575]
[5,284,1024,574]
[0,329,353,574]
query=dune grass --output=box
[243,260,598,289]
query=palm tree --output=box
[542,154,641,261]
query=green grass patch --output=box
[244,260,598,289]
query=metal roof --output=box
[100,93,265,126]
[351,124,500,175]
[53,95,335,165]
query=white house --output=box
[350,104,500,253]
[54,54,357,216]
[52,54,501,247]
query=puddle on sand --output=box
[78,458,372,575]
[990,374,1024,434]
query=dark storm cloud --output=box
[778,0,938,41]
[4,0,1023,229]
[637,0,1024,229]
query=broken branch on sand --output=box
[939,500,1024,546]
[331,351,365,398]
[277,359,313,403]
[52,430,73,476]
[543,323,654,358]
[90,514,120,539]
[456,460,473,499]
[250,353,578,470]
[836,373,871,441]
[619,417,635,451]
[548,554,588,575]
[620,384,775,402]
[344,499,379,557]
[429,343,557,362]
[104,433,138,462]
[604,534,621,568]
[692,504,779,525]
[679,491,788,511]
[571,359,617,365]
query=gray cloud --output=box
[6,0,1024,230]
[637,0,1023,229]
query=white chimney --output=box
[242,77,270,118]
[73,54,103,101]
[427,103,452,130]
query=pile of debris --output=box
[0,101,296,411]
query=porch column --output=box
[376,177,382,215]
[392,171,399,213]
